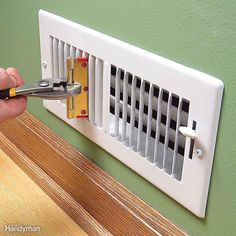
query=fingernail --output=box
[10,75,17,87]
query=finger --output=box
[0,96,27,122]
[0,68,17,89]
[6,67,25,86]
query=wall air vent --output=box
[39,10,224,217]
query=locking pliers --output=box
[0,78,81,100]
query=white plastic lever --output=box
[179,126,197,139]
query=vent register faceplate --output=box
[39,10,224,217]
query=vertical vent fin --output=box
[76,48,82,58]
[114,68,121,137]
[129,75,136,148]
[145,84,153,159]
[95,58,103,127]
[50,36,54,77]
[70,46,76,58]
[88,55,95,123]
[154,89,163,166]
[52,37,59,77]
[121,71,128,142]
[137,80,145,154]
[163,93,172,174]
[63,43,70,76]
[58,40,64,77]
[102,62,111,133]
[172,98,182,180]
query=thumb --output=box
[0,68,17,90]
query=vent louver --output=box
[39,10,224,217]
[50,36,104,125]
[109,65,190,181]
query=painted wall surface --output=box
[0,1,235,235]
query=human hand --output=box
[0,68,27,122]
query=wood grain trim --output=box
[0,112,186,236]
[0,148,87,235]
[0,133,110,236]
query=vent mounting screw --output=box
[194,149,203,158]
[42,61,47,69]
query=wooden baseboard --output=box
[0,149,87,235]
[0,133,110,236]
[0,112,186,236]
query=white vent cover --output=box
[39,10,224,217]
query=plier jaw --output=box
[0,78,81,100]
[22,78,81,100]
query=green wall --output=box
[0,1,235,235]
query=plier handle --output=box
[0,78,81,100]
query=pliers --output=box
[0,78,81,100]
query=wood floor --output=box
[0,149,86,236]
